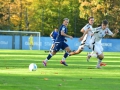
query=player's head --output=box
[54,28,58,31]
[101,20,108,30]
[63,18,69,26]
[88,17,94,25]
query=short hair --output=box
[63,18,69,22]
[88,17,94,20]
[102,20,108,25]
[54,28,58,29]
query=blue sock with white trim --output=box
[62,52,69,61]
[45,53,53,62]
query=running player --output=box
[89,20,119,68]
[49,28,58,52]
[87,24,102,61]
[42,18,73,66]
[69,17,94,56]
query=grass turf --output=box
[0,50,120,90]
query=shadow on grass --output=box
[0,72,120,90]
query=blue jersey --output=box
[55,25,67,42]
[51,31,58,40]
[53,25,68,52]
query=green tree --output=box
[79,0,120,38]
[0,0,87,37]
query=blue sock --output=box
[64,52,69,58]
[46,53,53,61]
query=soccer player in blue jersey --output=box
[43,18,73,66]
[49,28,58,52]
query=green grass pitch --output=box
[0,50,120,90]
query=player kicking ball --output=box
[42,18,73,66]
[89,20,119,68]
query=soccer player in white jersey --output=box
[87,24,104,63]
[87,40,102,61]
[89,20,119,68]
[70,17,94,56]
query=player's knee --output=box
[65,51,71,54]
[65,48,71,53]
[101,55,104,60]
[98,54,104,60]
[99,56,104,60]
[79,46,84,51]
[52,51,56,55]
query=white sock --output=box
[88,51,97,58]
[45,53,53,62]
[45,58,48,62]
[62,57,66,61]
[90,51,94,55]
[97,59,102,67]
[91,54,97,58]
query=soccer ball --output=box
[29,63,37,71]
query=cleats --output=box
[100,62,106,66]
[42,60,69,67]
[60,60,68,66]
[96,62,106,69]
[43,61,47,67]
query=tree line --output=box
[0,0,120,38]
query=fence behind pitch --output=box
[0,36,120,52]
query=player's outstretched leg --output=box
[87,51,106,67]
[61,52,69,66]
[69,49,82,56]
[43,51,56,66]
[90,44,104,68]
[69,45,84,56]
[60,47,71,66]
[96,53,104,69]
[87,51,97,62]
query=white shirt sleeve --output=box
[83,24,90,31]
[91,27,99,33]
[91,28,96,33]
[107,28,113,35]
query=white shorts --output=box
[89,42,103,55]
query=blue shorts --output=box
[52,40,55,44]
[53,42,68,52]
[51,39,55,44]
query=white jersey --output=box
[82,23,93,45]
[91,26,113,43]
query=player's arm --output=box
[79,24,91,41]
[61,31,73,39]
[50,32,53,38]
[79,28,90,41]
[111,29,119,37]
[80,28,85,33]
[78,28,85,41]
